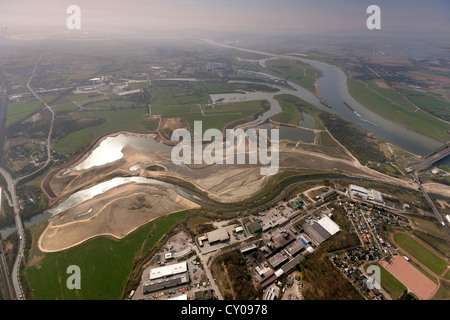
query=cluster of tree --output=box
[52,117,104,140]
[128,88,150,104]
[319,113,387,165]
[218,250,259,300]
[7,119,51,139]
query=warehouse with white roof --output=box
[143,262,189,294]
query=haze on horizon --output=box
[0,0,448,41]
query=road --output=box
[414,170,448,236]
[0,242,15,300]
[0,54,56,300]
[0,167,25,299]
[410,146,450,172]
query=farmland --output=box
[348,79,449,143]
[25,210,190,300]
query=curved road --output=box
[0,53,55,300]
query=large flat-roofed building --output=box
[206,229,230,244]
[143,262,189,294]
[349,184,384,204]
[286,241,305,256]
[267,252,288,269]
[301,220,330,244]
[349,184,369,198]
[316,215,340,236]
[318,188,337,200]
[248,221,263,234]
[301,215,340,244]
[260,229,296,258]
[149,261,187,280]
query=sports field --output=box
[379,256,438,300]
[375,263,407,299]
[392,232,448,276]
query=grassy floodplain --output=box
[264,58,319,95]
[26,210,189,300]
[392,233,448,276]
[348,78,449,143]
[272,94,324,129]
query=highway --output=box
[410,144,450,172]
[414,170,449,236]
[0,242,15,300]
[0,54,56,300]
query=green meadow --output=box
[374,263,407,300]
[348,79,449,143]
[6,100,44,127]
[26,210,189,300]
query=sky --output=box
[0,0,448,38]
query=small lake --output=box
[71,133,172,172]
[279,125,315,143]
[298,113,316,129]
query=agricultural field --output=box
[397,88,450,121]
[25,210,189,300]
[52,106,150,154]
[6,99,44,127]
[348,78,449,143]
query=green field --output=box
[375,263,407,300]
[53,106,149,153]
[271,95,305,125]
[348,79,449,143]
[6,100,44,126]
[151,99,268,132]
[272,94,324,129]
[397,87,450,121]
[393,233,448,276]
[265,58,319,95]
[432,280,450,300]
[52,102,79,113]
[26,210,189,300]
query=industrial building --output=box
[143,262,189,294]
[240,243,257,255]
[349,184,384,204]
[301,215,340,244]
[248,220,263,234]
[317,188,337,200]
[259,229,296,258]
[267,253,288,269]
[206,229,230,244]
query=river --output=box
[1,41,447,238]
[205,39,445,156]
